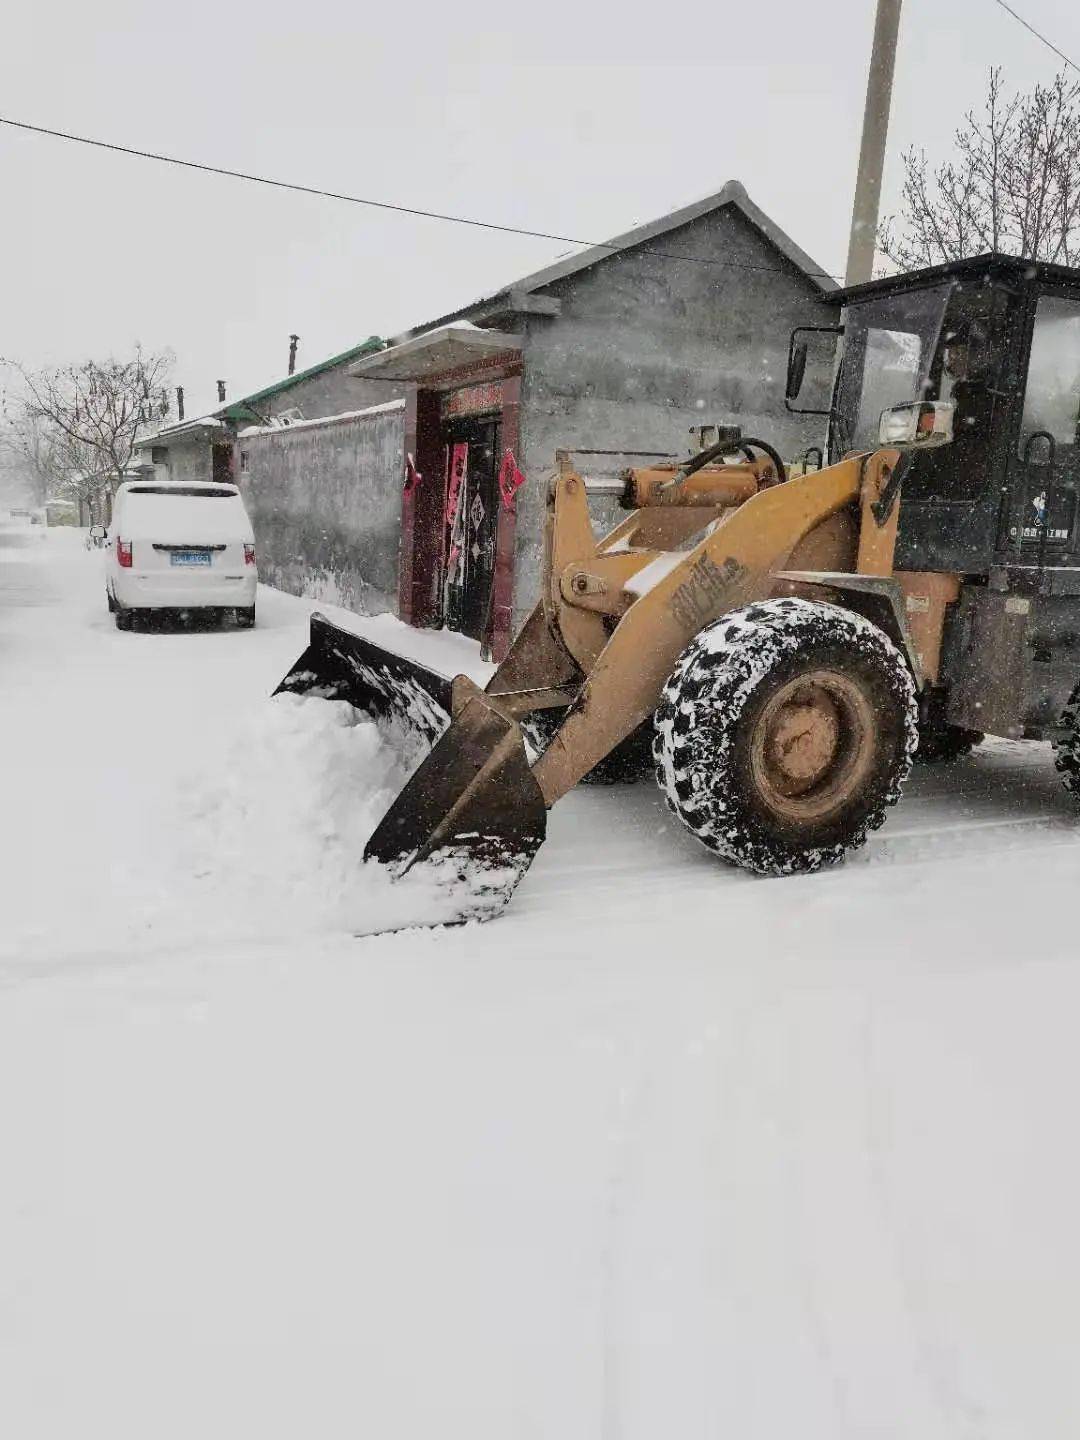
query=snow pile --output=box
[4,692,473,963]
[166,692,461,939]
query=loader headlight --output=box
[878,400,955,449]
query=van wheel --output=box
[106,589,117,614]
[115,608,133,631]
[653,598,918,874]
[236,606,256,629]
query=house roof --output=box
[132,415,224,450]
[405,180,839,337]
[135,334,389,447]
[217,334,386,422]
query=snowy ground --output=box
[5,524,1080,1438]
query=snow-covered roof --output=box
[347,328,521,381]
[236,398,406,439]
[133,415,224,450]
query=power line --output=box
[988,0,1079,75]
[0,113,844,285]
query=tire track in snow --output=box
[592,985,756,1440]
[859,1004,990,1440]
[777,995,959,1438]
[592,974,989,1438]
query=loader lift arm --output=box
[356,444,904,919]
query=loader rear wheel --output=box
[653,597,918,875]
[1053,686,1080,796]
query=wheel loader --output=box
[277,252,1080,923]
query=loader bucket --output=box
[275,611,454,746]
[276,613,545,925]
[364,687,547,922]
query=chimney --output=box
[288,334,300,376]
[176,386,185,421]
[217,380,226,403]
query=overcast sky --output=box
[1,0,1076,418]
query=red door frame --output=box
[399,388,443,631]
[397,353,522,661]
[486,373,521,661]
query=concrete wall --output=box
[512,204,838,623]
[237,403,405,616]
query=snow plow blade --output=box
[364,684,547,921]
[274,611,454,745]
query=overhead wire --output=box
[0,113,844,284]
[987,0,1079,76]
[3,11,1080,287]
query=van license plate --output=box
[171,551,211,566]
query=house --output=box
[133,335,399,486]
[228,182,843,660]
[255,180,840,661]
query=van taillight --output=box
[244,544,256,566]
[117,540,132,568]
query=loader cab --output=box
[810,255,1080,580]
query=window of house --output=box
[151,446,168,465]
[1020,295,1080,452]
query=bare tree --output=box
[881,69,1080,270]
[0,410,67,505]
[2,347,173,515]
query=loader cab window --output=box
[1019,295,1080,453]
[833,282,952,456]
[854,329,922,445]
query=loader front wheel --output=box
[654,598,918,875]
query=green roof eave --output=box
[218,335,386,420]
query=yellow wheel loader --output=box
[276,254,1080,923]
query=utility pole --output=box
[845,0,903,286]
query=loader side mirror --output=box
[786,341,808,402]
[879,400,955,449]
[784,325,842,416]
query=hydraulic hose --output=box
[658,434,788,493]
[737,438,788,486]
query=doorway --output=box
[212,443,234,486]
[442,415,501,640]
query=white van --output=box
[100,481,258,630]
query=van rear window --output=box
[127,486,237,498]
